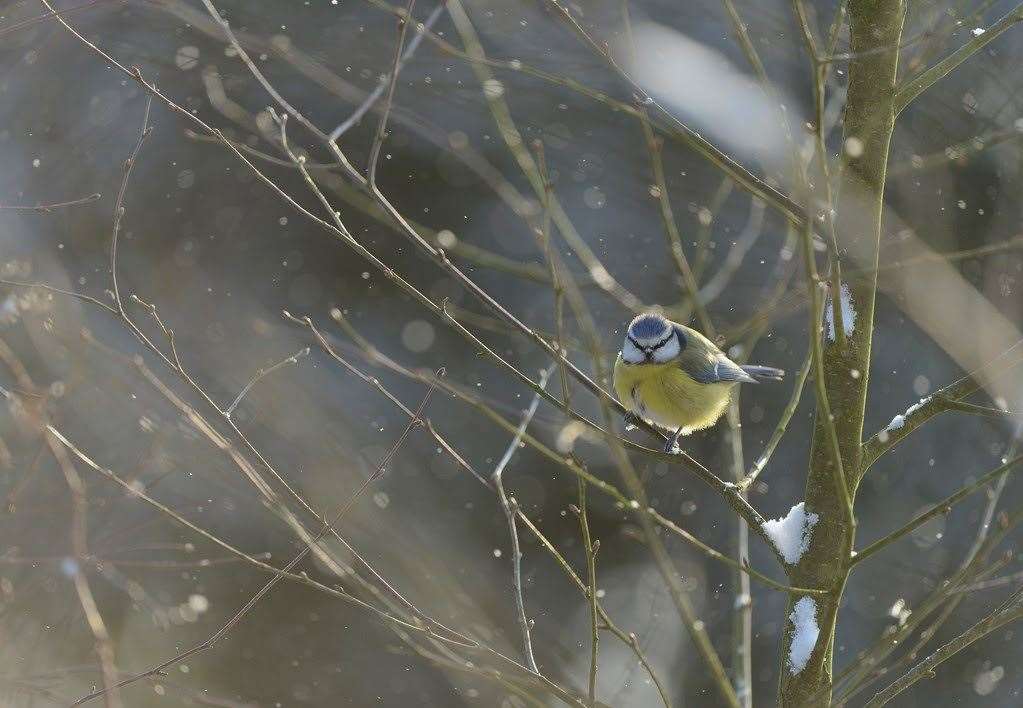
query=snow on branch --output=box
[763,502,819,564]
[881,396,932,439]
[824,282,856,342]
[788,597,820,674]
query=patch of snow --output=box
[763,502,819,564]
[788,597,820,674]
[824,282,856,341]
[906,396,931,416]
[886,396,932,433]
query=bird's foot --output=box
[663,427,685,455]
[623,411,642,431]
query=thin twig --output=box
[861,339,1023,472]
[865,590,1023,706]
[572,478,600,706]
[895,2,1023,114]
[0,192,100,211]
[110,95,153,316]
[530,141,571,410]
[47,435,125,708]
[792,0,847,348]
[224,346,310,417]
[725,396,752,708]
[851,453,1023,565]
[329,1,445,141]
[739,349,812,490]
[70,376,442,705]
[367,0,416,186]
[492,366,554,674]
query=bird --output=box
[612,312,784,452]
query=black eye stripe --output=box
[628,331,674,352]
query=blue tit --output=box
[612,312,784,452]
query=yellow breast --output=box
[613,354,734,433]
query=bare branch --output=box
[861,339,1023,472]
[46,434,125,708]
[895,2,1023,115]
[0,192,100,211]
[329,2,446,141]
[866,590,1023,706]
[851,453,1023,565]
[70,376,442,705]
[110,96,153,316]
[224,346,310,417]
[739,349,812,491]
[367,0,417,186]
[572,478,600,707]
[492,366,554,674]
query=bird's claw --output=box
[623,411,641,431]
[663,428,684,455]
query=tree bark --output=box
[779,1,906,705]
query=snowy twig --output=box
[861,338,1023,473]
[799,218,854,528]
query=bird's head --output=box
[621,313,685,364]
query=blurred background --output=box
[1,0,1022,705]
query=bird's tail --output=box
[741,365,785,382]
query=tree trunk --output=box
[779,1,906,705]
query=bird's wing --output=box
[684,357,756,384]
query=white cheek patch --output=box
[622,339,645,364]
[651,336,681,363]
